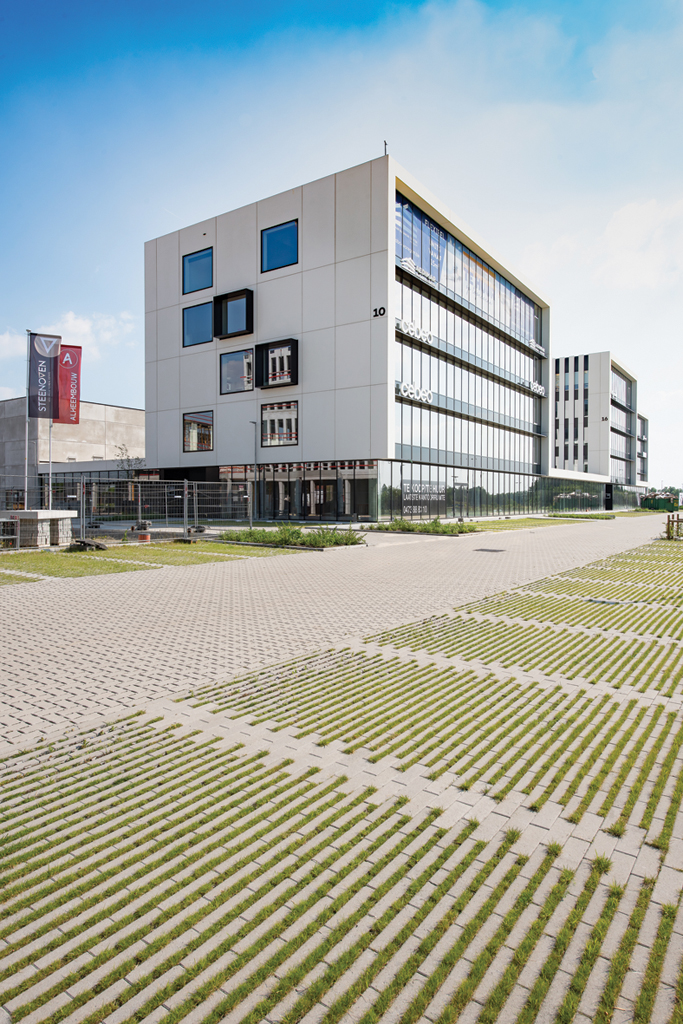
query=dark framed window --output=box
[261,220,298,273]
[261,401,298,447]
[255,339,298,388]
[183,411,213,452]
[213,289,253,339]
[183,302,213,347]
[183,247,213,294]
[220,349,253,394]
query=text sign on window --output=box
[401,481,446,517]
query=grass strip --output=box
[632,902,677,1023]
[397,846,527,1024]
[515,856,612,1024]
[553,881,623,1024]
[1,781,366,1004]
[312,833,486,1024]
[606,712,677,836]
[119,811,442,1024]
[566,702,644,822]
[434,844,561,1024]
[640,718,683,834]
[593,877,655,1024]
[475,863,573,1023]
[349,831,521,1024]
[11,794,401,1024]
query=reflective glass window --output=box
[183,302,213,347]
[220,349,253,394]
[261,221,298,272]
[183,248,213,294]
[183,411,213,452]
[261,401,298,446]
[267,344,293,385]
[225,296,246,335]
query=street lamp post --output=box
[249,420,257,530]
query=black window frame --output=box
[260,400,298,448]
[182,247,213,295]
[182,301,214,348]
[220,348,254,395]
[254,338,299,388]
[261,219,298,274]
[213,289,253,339]
[182,410,214,452]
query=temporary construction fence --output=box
[46,479,250,526]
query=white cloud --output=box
[0,329,27,360]
[0,385,22,399]
[36,311,137,360]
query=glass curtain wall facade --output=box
[392,192,546,503]
[610,367,635,485]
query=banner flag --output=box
[55,345,82,424]
[28,333,61,418]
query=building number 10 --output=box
[372,307,386,317]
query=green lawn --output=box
[0,540,286,581]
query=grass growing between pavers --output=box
[6,534,683,1024]
[0,539,284,581]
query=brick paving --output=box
[2,512,683,1024]
[0,515,663,741]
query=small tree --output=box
[114,445,146,473]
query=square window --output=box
[213,289,253,338]
[261,220,298,273]
[220,349,253,394]
[254,338,298,388]
[183,248,213,294]
[183,411,213,452]
[261,401,298,447]
[183,302,213,347]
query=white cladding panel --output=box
[145,157,392,466]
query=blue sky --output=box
[1,0,682,484]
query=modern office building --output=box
[143,156,639,519]
[551,351,646,503]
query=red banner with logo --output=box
[55,345,82,424]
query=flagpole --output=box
[48,419,53,510]
[24,330,30,510]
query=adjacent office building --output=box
[551,351,648,501]
[142,156,641,519]
[1,397,145,509]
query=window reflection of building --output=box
[183,411,213,452]
[261,402,298,446]
[220,350,253,394]
[267,345,292,386]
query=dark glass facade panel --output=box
[611,406,632,435]
[394,398,538,474]
[261,220,298,272]
[394,275,541,392]
[395,193,541,348]
[183,411,213,452]
[220,349,253,394]
[182,303,213,347]
[183,248,213,294]
[261,401,298,446]
[394,338,538,434]
[611,368,633,408]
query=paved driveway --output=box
[0,515,664,741]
